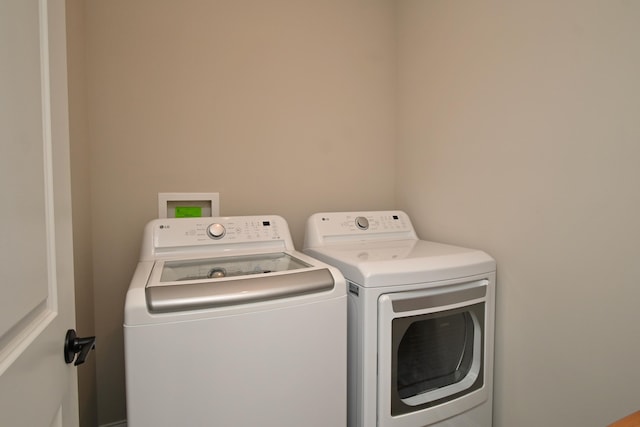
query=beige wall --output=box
[78,1,396,424]
[397,1,640,426]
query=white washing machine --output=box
[124,215,346,427]
[303,211,496,427]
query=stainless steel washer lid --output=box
[304,239,495,287]
[145,253,335,313]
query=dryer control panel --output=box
[304,211,418,248]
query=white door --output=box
[0,0,79,425]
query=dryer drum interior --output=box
[390,303,485,416]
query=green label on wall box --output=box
[175,206,202,218]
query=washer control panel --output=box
[149,216,292,252]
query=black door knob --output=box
[64,329,96,366]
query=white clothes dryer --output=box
[303,211,496,427]
[124,215,346,427]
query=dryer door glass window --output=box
[391,303,485,415]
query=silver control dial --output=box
[355,216,369,230]
[206,223,226,239]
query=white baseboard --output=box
[99,420,127,427]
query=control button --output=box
[355,216,369,230]
[206,223,226,239]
